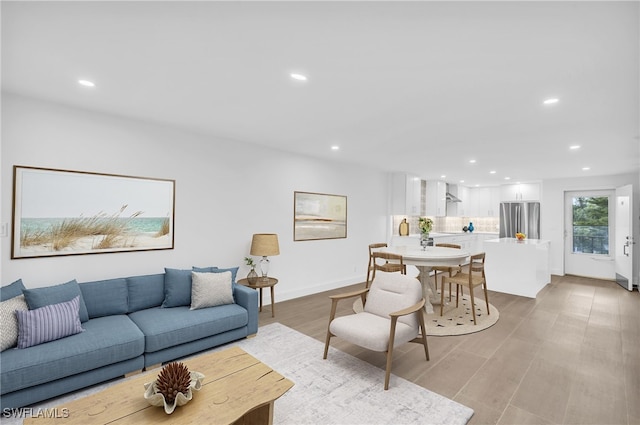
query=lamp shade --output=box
[250,234,280,256]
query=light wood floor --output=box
[260,275,640,425]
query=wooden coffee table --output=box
[24,346,294,425]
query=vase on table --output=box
[420,233,430,250]
[247,267,258,284]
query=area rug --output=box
[353,293,499,337]
[425,292,499,336]
[229,323,474,425]
[4,323,474,425]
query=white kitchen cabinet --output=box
[425,180,447,217]
[391,173,422,215]
[457,185,469,216]
[468,186,500,217]
[501,183,540,201]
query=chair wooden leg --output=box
[323,332,332,359]
[324,300,339,359]
[385,318,399,390]
[469,284,477,325]
[483,282,490,315]
[440,280,445,316]
[417,310,430,361]
[433,271,439,293]
[456,285,460,308]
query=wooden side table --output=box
[237,277,278,317]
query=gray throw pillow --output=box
[0,295,28,351]
[190,271,234,310]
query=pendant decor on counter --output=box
[399,218,409,236]
[468,222,474,233]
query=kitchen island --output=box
[483,238,551,298]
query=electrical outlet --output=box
[0,223,8,238]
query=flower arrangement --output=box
[244,257,255,267]
[515,232,526,241]
[418,217,433,235]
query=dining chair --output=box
[323,271,429,390]
[366,243,388,288]
[433,243,463,301]
[440,252,489,324]
[370,251,406,283]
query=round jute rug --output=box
[425,293,499,336]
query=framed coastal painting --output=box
[294,191,347,241]
[12,166,175,259]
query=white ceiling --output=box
[3,1,639,186]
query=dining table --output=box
[382,245,470,314]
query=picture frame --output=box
[12,165,175,259]
[294,191,347,241]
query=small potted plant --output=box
[244,257,258,284]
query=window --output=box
[572,196,609,255]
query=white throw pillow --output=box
[0,295,28,351]
[190,271,234,310]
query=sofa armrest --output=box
[233,283,259,335]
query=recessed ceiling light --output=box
[440,175,446,179]
[290,73,308,81]
[330,145,339,151]
[543,98,559,105]
[489,170,496,174]
[504,177,511,180]
[469,159,476,164]
[78,79,95,87]
[570,145,581,150]
[582,167,590,171]
[475,184,480,187]
[459,180,465,183]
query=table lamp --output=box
[250,233,280,281]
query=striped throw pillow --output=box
[16,296,84,349]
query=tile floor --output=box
[261,274,640,425]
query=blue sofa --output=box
[0,270,258,409]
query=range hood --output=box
[446,192,462,203]
[445,183,462,202]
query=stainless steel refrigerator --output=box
[499,202,541,239]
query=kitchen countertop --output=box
[397,232,499,237]
[485,237,550,245]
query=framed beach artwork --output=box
[294,191,347,241]
[12,166,175,259]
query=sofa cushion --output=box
[192,266,238,284]
[22,280,89,323]
[128,304,248,353]
[80,278,128,318]
[190,271,234,310]
[0,295,28,351]
[127,274,165,312]
[1,279,25,302]
[1,315,144,395]
[16,296,84,349]
[162,268,193,308]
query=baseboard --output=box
[269,275,363,304]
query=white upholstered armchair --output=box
[323,271,430,390]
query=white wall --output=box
[541,172,640,285]
[1,94,389,302]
